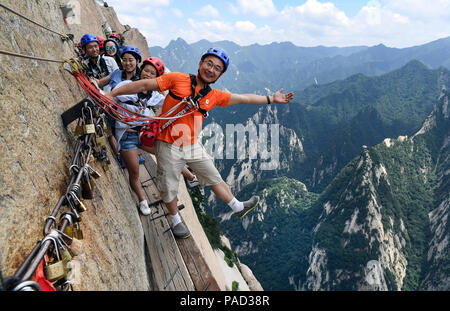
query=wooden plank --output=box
[137,149,220,291]
[120,165,174,290]
[139,163,194,291]
[176,236,221,291]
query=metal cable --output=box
[0,49,64,63]
[0,3,66,37]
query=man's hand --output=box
[272,88,294,104]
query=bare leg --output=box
[164,196,179,216]
[121,148,145,202]
[210,181,234,204]
[108,135,119,156]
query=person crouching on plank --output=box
[106,47,294,238]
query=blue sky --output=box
[105,0,450,48]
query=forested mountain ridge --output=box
[216,70,449,291]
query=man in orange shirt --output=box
[107,47,294,239]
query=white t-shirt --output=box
[114,80,162,149]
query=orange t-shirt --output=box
[156,72,231,146]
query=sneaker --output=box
[117,154,126,169]
[186,175,200,188]
[172,222,191,239]
[138,200,151,216]
[138,156,145,165]
[236,196,260,219]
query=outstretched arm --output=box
[228,88,294,106]
[105,79,160,99]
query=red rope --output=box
[71,67,196,124]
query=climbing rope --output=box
[62,58,198,124]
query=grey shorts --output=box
[155,140,224,203]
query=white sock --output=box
[228,197,244,212]
[170,212,182,227]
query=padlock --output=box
[61,213,74,238]
[43,237,66,282]
[81,172,94,200]
[69,191,87,213]
[82,106,96,134]
[95,135,107,147]
[74,118,85,136]
[56,229,77,257]
[87,165,101,179]
[56,237,73,265]
[74,222,84,240]
[95,124,107,147]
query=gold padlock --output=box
[74,118,85,136]
[63,224,73,238]
[45,260,66,282]
[82,106,96,134]
[74,124,84,136]
[70,191,87,213]
[74,222,84,240]
[88,165,101,179]
[43,237,67,282]
[95,135,107,147]
[81,176,94,200]
[84,123,96,134]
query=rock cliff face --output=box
[300,86,449,291]
[0,0,151,290]
[0,0,259,291]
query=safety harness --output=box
[85,56,109,79]
[139,74,212,147]
[168,74,211,118]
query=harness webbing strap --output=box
[167,74,212,118]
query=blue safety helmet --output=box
[120,45,142,63]
[201,47,230,72]
[80,34,99,48]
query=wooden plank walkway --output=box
[119,149,220,291]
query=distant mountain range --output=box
[150,36,450,95]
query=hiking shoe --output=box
[138,200,151,216]
[172,222,191,239]
[117,154,126,169]
[138,156,145,165]
[236,196,260,219]
[186,175,200,188]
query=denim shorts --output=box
[119,131,142,151]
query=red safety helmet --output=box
[96,36,106,49]
[109,33,121,42]
[142,57,165,76]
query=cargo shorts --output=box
[155,140,224,203]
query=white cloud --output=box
[106,0,450,48]
[383,0,450,19]
[235,21,257,32]
[237,0,277,17]
[196,4,220,18]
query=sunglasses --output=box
[105,46,116,52]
